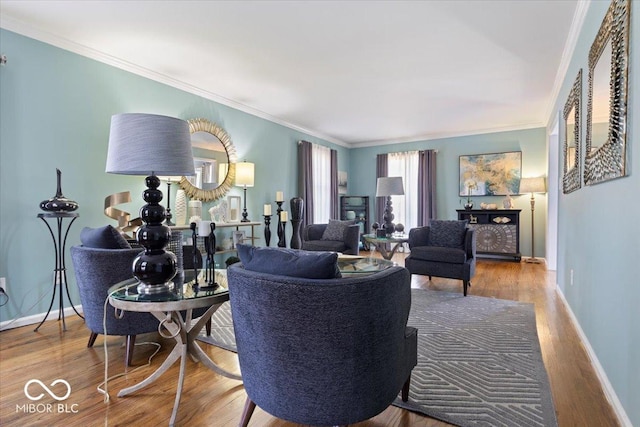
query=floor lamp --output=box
[519,177,546,264]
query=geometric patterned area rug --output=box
[393,289,558,427]
[197,289,557,427]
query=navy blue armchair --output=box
[227,263,417,426]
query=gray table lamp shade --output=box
[106,113,195,176]
[376,176,405,197]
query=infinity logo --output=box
[24,379,71,401]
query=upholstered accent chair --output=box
[227,259,417,426]
[70,245,159,367]
[405,220,477,296]
[301,219,360,255]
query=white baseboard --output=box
[0,305,83,332]
[556,287,632,427]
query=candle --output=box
[264,204,272,216]
[281,211,288,222]
[198,220,212,237]
[276,191,284,202]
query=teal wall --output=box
[548,1,639,424]
[349,128,548,259]
[0,29,348,324]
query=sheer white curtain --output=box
[312,143,332,223]
[388,151,419,231]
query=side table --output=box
[109,277,241,425]
[362,234,409,260]
[35,212,83,332]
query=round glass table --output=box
[109,275,241,426]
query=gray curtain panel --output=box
[330,149,338,219]
[418,150,437,225]
[376,153,388,225]
[298,141,314,226]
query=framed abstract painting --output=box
[459,151,522,197]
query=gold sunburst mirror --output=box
[178,118,237,202]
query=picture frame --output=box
[459,151,522,196]
[232,230,246,247]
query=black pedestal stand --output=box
[264,215,272,247]
[35,212,83,332]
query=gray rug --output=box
[197,289,557,427]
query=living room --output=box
[0,1,638,426]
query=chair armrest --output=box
[464,228,476,258]
[343,224,361,255]
[408,226,430,248]
[303,224,327,241]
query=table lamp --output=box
[106,113,195,294]
[376,176,404,235]
[519,177,546,264]
[235,161,255,222]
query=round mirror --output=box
[178,118,237,202]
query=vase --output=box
[40,169,79,212]
[464,201,473,210]
[175,189,187,225]
[289,197,304,249]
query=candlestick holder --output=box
[276,201,284,247]
[264,215,272,247]
[279,220,287,248]
[290,197,303,249]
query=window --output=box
[312,143,332,223]
[388,151,419,231]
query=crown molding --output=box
[544,0,590,128]
[349,122,545,149]
[0,16,349,148]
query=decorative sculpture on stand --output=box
[276,200,285,247]
[200,221,218,290]
[290,197,304,249]
[264,215,272,247]
[40,169,79,212]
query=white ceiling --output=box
[0,0,581,147]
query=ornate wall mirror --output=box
[562,69,581,194]
[584,0,630,186]
[179,118,237,201]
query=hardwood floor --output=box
[0,253,620,427]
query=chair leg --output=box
[402,375,411,402]
[206,318,212,336]
[87,332,98,348]
[428,275,432,281]
[463,281,471,296]
[239,397,256,427]
[125,335,136,367]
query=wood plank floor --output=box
[0,253,620,427]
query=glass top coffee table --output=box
[337,256,396,275]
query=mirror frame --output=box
[562,69,582,194]
[584,0,630,186]
[179,118,237,202]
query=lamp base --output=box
[524,257,543,264]
[137,281,175,295]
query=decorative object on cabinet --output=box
[519,177,546,264]
[290,197,304,249]
[175,189,187,225]
[179,118,238,202]
[584,0,630,187]
[188,200,202,222]
[480,203,498,210]
[502,193,514,209]
[457,209,521,261]
[235,161,255,222]
[232,230,246,247]
[197,220,218,290]
[40,169,79,212]
[208,199,229,223]
[563,69,582,194]
[104,190,133,236]
[36,212,83,331]
[227,196,241,222]
[106,113,194,295]
[376,177,404,236]
[263,214,272,247]
[463,179,476,209]
[459,151,521,196]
